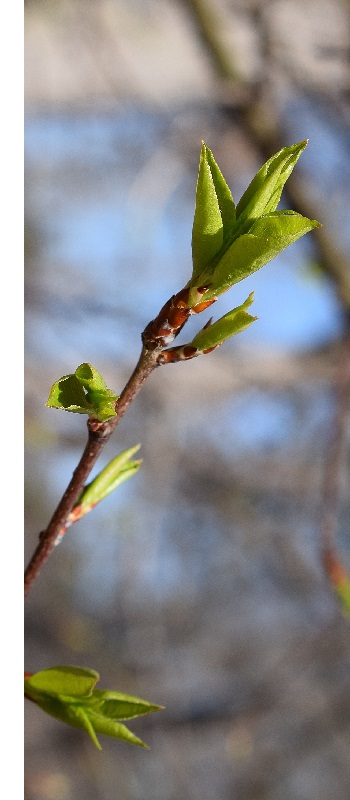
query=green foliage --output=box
[190,292,257,352]
[46,363,118,422]
[206,210,316,299]
[27,139,323,751]
[188,141,320,305]
[235,140,307,223]
[77,445,142,513]
[191,141,236,282]
[24,667,163,750]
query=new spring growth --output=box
[46,363,118,422]
[25,667,163,750]
[52,445,142,546]
[28,138,321,751]
[158,293,257,363]
[144,140,320,358]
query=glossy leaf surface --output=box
[188,141,320,303]
[235,141,308,223]
[191,293,257,351]
[191,142,235,283]
[203,212,319,299]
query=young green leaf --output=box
[86,689,163,721]
[84,714,148,749]
[46,363,118,422]
[203,211,320,300]
[190,293,257,351]
[25,667,163,750]
[25,666,99,698]
[46,374,92,415]
[235,141,308,223]
[191,142,236,284]
[77,445,142,513]
[188,141,320,305]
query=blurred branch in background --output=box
[321,327,350,614]
[181,0,350,609]
[25,2,350,798]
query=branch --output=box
[25,284,201,598]
[24,345,160,597]
[25,137,319,597]
[321,318,350,606]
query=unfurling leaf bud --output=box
[25,666,163,750]
[46,363,118,422]
[189,141,320,302]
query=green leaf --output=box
[235,141,308,223]
[74,363,109,392]
[69,704,103,749]
[203,212,320,299]
[25,666,163,750]
[191,142,236,284]
[46,374,92,415]
[190,293,257,351]
[25,666,99,698]
[87,715,148,749]
[46,363,118,422]
[204,144,236,240]
[86,689,163,721]
[188,141,320,303]
[77,445,142,512]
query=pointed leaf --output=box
[204,144,236,241]
[249,209,320,239]
[192,144,223,280]
[25,666,163,749]
[190,293,257,350]
[88,713,149,748]
[203,212,320,299]
[88,689,164,721]
[235,141,308,223]
[77,446,142,512]
[25,666,99,698]
[67,704,103,750]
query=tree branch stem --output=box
[24,346,159,598]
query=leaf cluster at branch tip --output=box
[25,666,163,749]
[189,140,320,303]
[161,140,320,359]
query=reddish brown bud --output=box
[157,350,181,364]
[182,345,198,358]
[196,285,211,295]
[193,297,217,314]
[88,419,112,437]
[324,548,349,587]
[168,306,191,329]
[174,287,192,308]
[157,344,198,365]
[202,344,220,354]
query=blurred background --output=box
[24,1,350,798]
